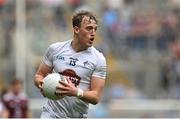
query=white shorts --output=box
[40,106,87,118]
[40,107,66,118]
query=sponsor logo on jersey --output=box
[59,69,81,86]
[55,55,65,61]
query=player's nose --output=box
[91,30,96,36]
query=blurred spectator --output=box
[127,15,149,50]
[53,2,67,31]
[101,6,121,56]
[157,12,178,51]
[67,0,84,11]
[2,78,30,118]
[160,39,180,98]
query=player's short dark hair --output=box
[72,10,98,28]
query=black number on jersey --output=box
[70,60,76,66]
[69,57,78,66]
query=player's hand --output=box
[56,78,78,97]
[34,77,46,97]
[34,78,43,89]
[34,74,47,89]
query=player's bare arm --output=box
[57,76,105,105]
[34,62,53,89]
[80,76,105,105]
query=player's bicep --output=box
[36,62,53,77]
[90,76,105,97]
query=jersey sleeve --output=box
[42,45,54,67]
[92,54,107,79]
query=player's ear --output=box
[74,26,79,34]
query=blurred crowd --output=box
[0,0,180,118]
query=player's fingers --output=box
[38,84,43,89]
[68,79,74,86]
[66,78,71,83]
[56,86,68,91]
[55,90,68,96]
[54,92,64,96]
[38,80,44,88]
[63,76,69,82]
[59,80,68,86]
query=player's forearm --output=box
[80,90,100,105]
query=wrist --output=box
[76,88,84,98]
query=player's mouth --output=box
[90,38,94,41]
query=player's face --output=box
[76,16,97,48]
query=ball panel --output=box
[42,73,66,100]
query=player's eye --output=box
[94,27,97,32]
[86,26,93,31]
[86,26,97,32]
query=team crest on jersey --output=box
[59,69,81,87]
[83,61,94,70]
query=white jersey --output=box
[41,40,106,118]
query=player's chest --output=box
[52,53,96,75]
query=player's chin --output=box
[86,43,93,48]
[87,41,93,47]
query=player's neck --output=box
[71,39,87,52]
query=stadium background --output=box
[0,0,180,118]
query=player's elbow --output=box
[91,97,100,105]
[91,101,98,105]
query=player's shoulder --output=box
[49,40,70,49]
[47,40,71,53]
[90,46,106,61]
